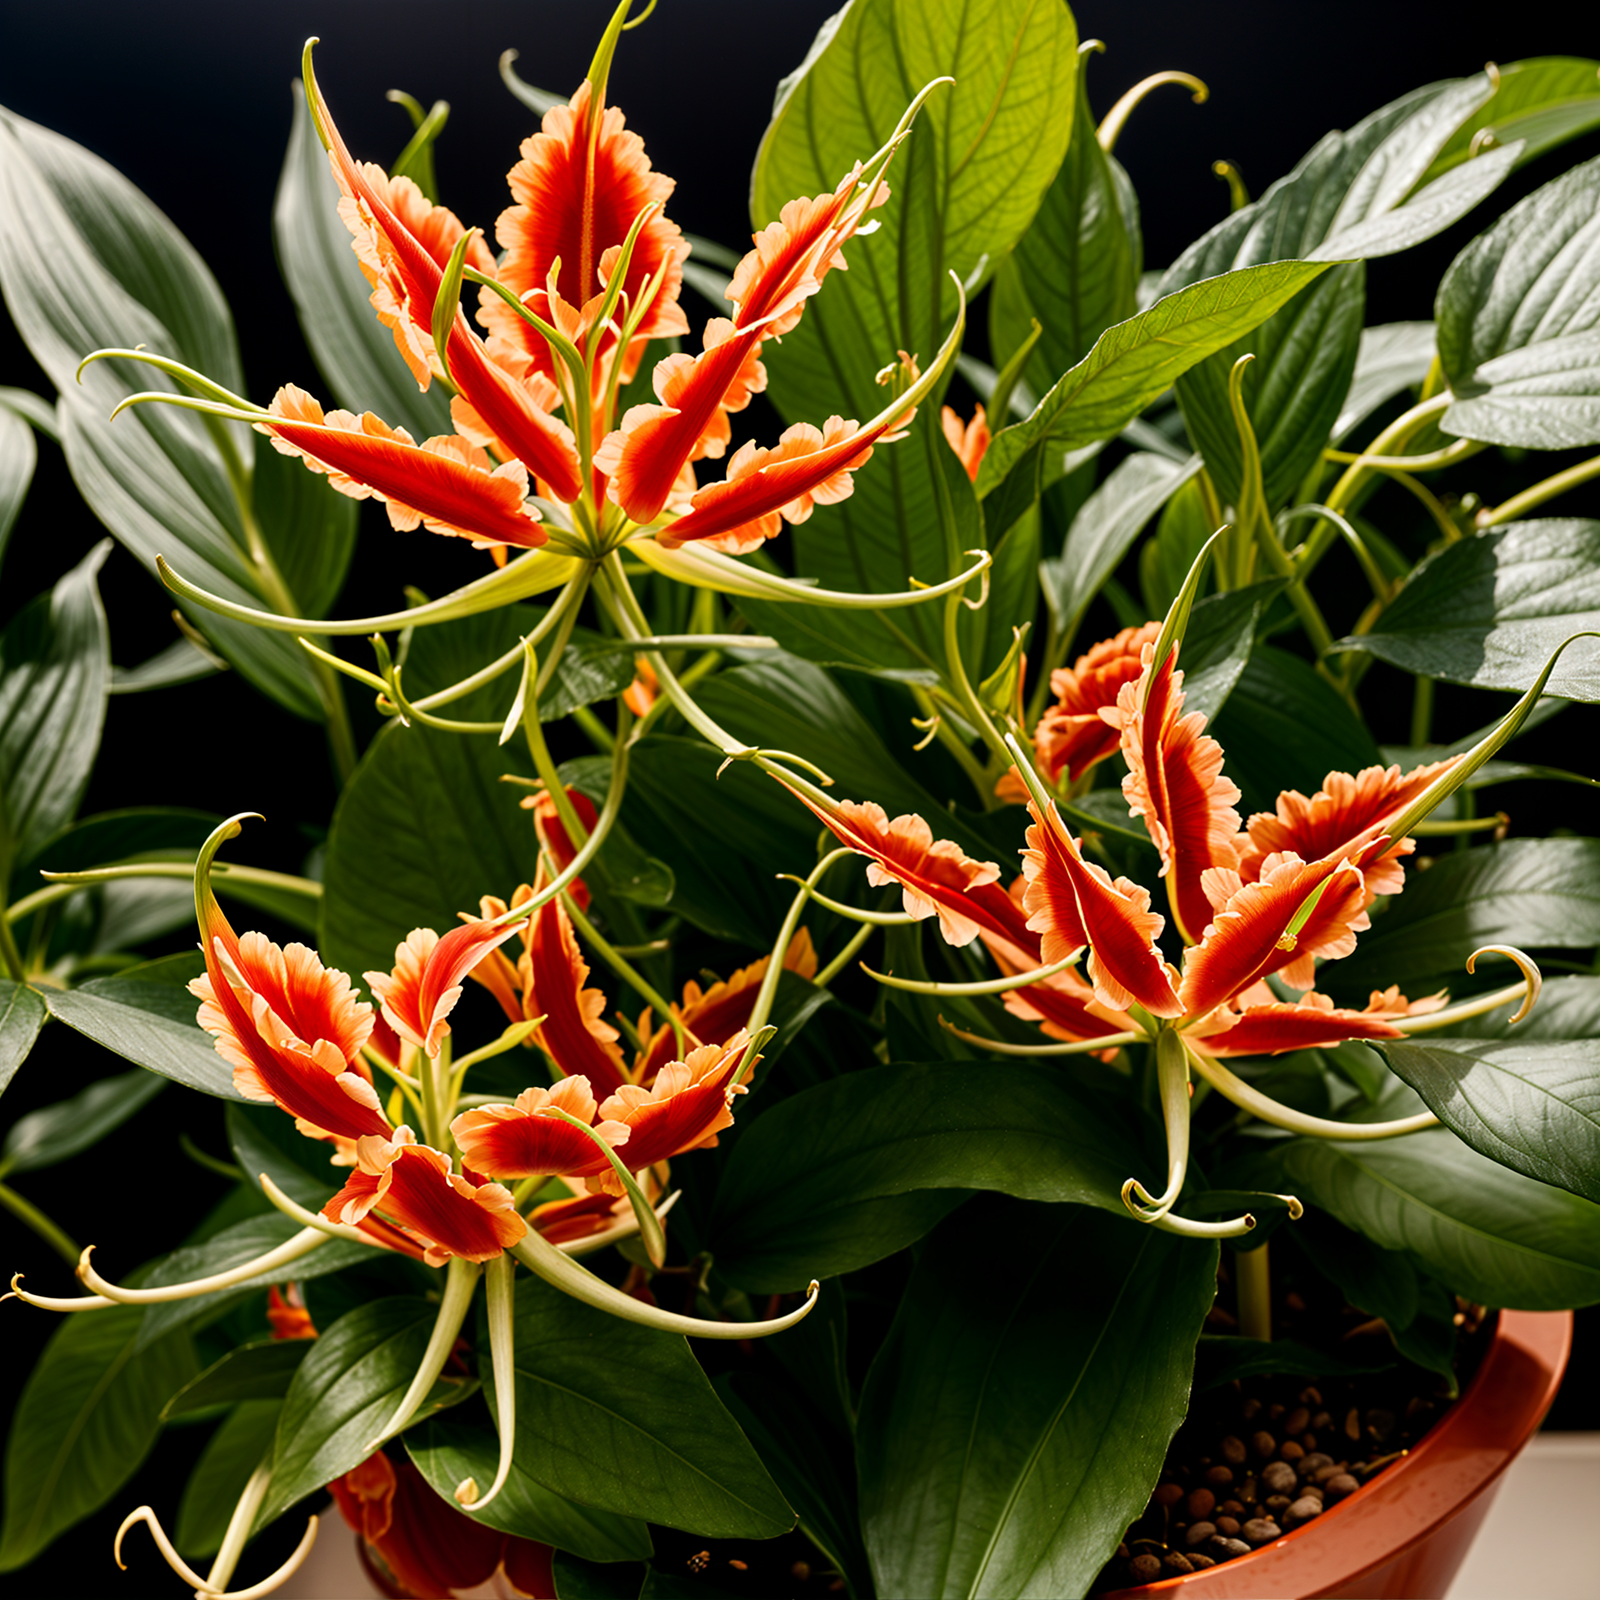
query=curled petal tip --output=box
[1465,943,1542,1025]
[453,1476,479,1507]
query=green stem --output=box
[1236,1239,1272,1342]
[814,920,877,989]
[1410,675,1434,747]
[0,1179,80,1265]
[1478,452,1600,528]
[0,913,26,980]
[9,862,321,925]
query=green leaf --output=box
[1439,154,1600,448]
[993,43,1141,387]
[1340,520,1600,697]
[134,1212,379,1351]
[979,262,1333,536]
[256,1296,476,1529]
[249,426,358,620]
[0,401,35,576]
[175,1401,282,1561]
[1177,580,1282,724]
[109,636,223,693]
[1423,58,1600,183]
[0,1066,163,1175]
[708,1060,1146,1292]
[1041,451,1202,632]
[163,1341,311,1420]
[1379,1037,1600,1204]
[0,541,109,884]
[274,82,452,440]
[0,1304,197,1570]
[1256,1084,1600,1309]
[484,1271,793,1539]
[1335,321,1437,442]
[0,980,47,1097]
[718,1373,873,1600]
[0,109,321,717]
[856,1198,1217,1600]
[227,1100,341,1209]
[1210,646,1381,813]
[407,1416,654,1564]
[1161,73,1515,508]
[1192,1336,1392,1390]
[1329,837,1600,994]
[1444,973,1600,1040]
[553,1553,647,1599]
[41,953,243,1099]
[752,0,1078,660]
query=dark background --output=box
[1,2,1597,1592]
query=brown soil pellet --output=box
[1239,1398,1261,1421]
[1301,1452,1333,1476]
[1215,1515,1241,1537]
[1185,1521,1217,1548]
[1250,1429,1277,1460]
[1209,1537,1252,1559]
[1128,1554,1163,1583]
[1186,1488,1215,1520]
[1261,1460,1297,1495]
[1286,1496,1323,1523]
[1344,1407,1361,1441]
[1324,1472,1360,1502]
[1188,1554,1216,1570]
[1285,1406,1310,1434]
[1152,1481,1183,1507]
[1279,1439,1305,1463]
[1242,1518,1281,1546]
[1204,1464,1234,1487]
[1162,1553,1195,1576]
[1220,1434,1248,1464]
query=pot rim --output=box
[1105,1306,1574,1597]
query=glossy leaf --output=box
[1193,1336,1392,1390]
[1342,520,1600,698]
[0,541,109,884]
[162,1340,312,1419]
[1177,581,1282,724]
[407,1416,654,1563]
[979,262,1333,536]
[484,1271,793,1539]
[256,1296,476,1529]
[0,109,321,716]
[41,952,243,1099]
[0,401,34,574]
[1330,837,1600,994]
[175,1400,282,1561]
[0,1304,197,1570]
[1380,1037,1600,1203]
[0,1066,163,1175]
[1162,73,1512,508]
[1334,321,1437,441]
[1423,57,1600,181]
[0,980,46,1098]
[1041,451,1202,633]
[553,1553,647,1599]
[709,1061,1145,1292]
[109,636,223,693]
[134,1212,379,1351]
[249,426,358,621]
[1256,1084,1600,1309]
[991,43,1141,387]
[1210,646,1382,813]
[752,0,1078,661]
[1444,973,1600,1041]
[856,1199,1217,1600]
[1439,154,1600,448]
[274,82,452,440]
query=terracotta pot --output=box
[1107,1309,1573,1600]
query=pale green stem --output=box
[78,1228,331,1303]
[116,1502,319,1600]
[1411,674,1434,747]
[366,1255,480,1450]
[1121,1030,1191,1223]
[12,861,320,925]
[911,683,993,802]
[814,921,878,989]
[0,1180,78,1265]
[939,1019,1142,1055]
[1477,452,1600,527]
[776,879,917,925]
[746,850,853,1041]
[861,949,1081,997]
[458,1254,517,1512]
[0,914,25,979]
[1188,1051,1437,1139]
[1236,1240,1272,1342]
[940,585,1011,768]
[509,1226,819,1339]
[202,1458,274,1595]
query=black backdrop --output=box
[1,2,1596,1592]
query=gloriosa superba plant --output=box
[1,2,1599,1597]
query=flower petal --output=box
[1190,988,1428,1056]
[1021,799,1184,1017]
[1242,758,1459,895]
[365,918,525,1058]
[325,1132,526,1265]
[797,794,1028,949]
[940,402,990,482]
[452,1077,628,1181]
[1116,644,1244,944]
[262,387,546,550]
[521,897,629,1097]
